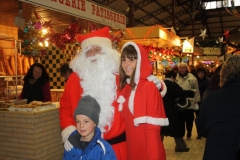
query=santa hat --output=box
[76,26,112,51]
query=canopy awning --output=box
[123,25,181,47]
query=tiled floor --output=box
[163,124,206,160]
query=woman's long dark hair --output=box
[119,45,137,90]
[23,63,50,82]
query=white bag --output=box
[194,103,199,110]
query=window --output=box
[204,0,240,10]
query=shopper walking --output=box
[175,63,200,139]
[161,70,194,152]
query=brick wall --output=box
[0,108,63,160]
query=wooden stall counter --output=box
[0,107,63,159]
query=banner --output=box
[203,47,221,55]
[19,0,126,29]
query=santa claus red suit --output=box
[59,27,127,159]
[117,42,169,160]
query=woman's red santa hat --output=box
[76,26,112,51]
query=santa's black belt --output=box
[106,132,126,145]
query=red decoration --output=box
[110,30,124,49]
[49,22,81,49]
[223,30,230,40]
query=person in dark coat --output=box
[59,62,73,82]
[196,55,240,160]
[202,64,223,100]
[161,70,194,152]
[195,67,210,139]
[188,65,197,78]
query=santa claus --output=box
[59,26,166,160]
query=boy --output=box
[63,95,117,160]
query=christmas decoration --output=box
[223,29,230,40]
[199,29,207,40]
[49,22,81,49]
[22,11,53,56]
[195,39,223,48]
[142,44,175,62]
[110,30,124,50]
[219,37,223,43]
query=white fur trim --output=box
[134,116,169,126]
[117,95,125,111]
[128,88,136,115]
[81,37,112,51]
[61,125,76,143]
[160,80,167,97]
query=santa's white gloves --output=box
[61,125,76,152]
[147,75,167,97]
[147,75,161,89]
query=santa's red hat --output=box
[76,26,112,51]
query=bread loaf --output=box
[0,61,5,73]
[17,54,23,75]
[9,55,16,75]
[0,71,6,76]
[29,57,34,66]
[0,48,6,74]
[0,48,13,76]
[23,56,30,75]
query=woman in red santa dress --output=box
[59,27,127,160]
[118,41,169,160]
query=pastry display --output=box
[9,55,16,75]
[8,100,56,112]
[17,53,23,75]
[0,47,35,76]
[0,47,13,76]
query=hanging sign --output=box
[19,0,126,29]
[182,40,193,53]
[182,38,194,53]
[203,47,221,55]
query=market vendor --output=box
[19,63,51,104]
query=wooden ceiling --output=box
[0,0,240,45]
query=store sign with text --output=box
[19,0,126,29]
[203,47,221,56]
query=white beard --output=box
[70,46,120,132]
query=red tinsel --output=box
[49,22,81,49]
[223,30,230,40]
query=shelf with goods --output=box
[0,36,34,100]
[0,36,22,100]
